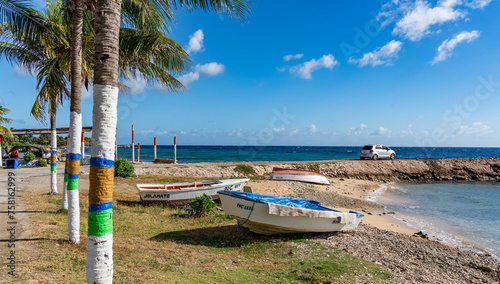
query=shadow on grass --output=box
[116,199,144,207]
[0,210,56,214]
[150,225,320,248]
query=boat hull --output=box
[137,179,249,205]
[270,168,330,185]
[218,191,363,235]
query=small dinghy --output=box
[137,178,249,205]
[218,190,364,235]
[270,167,330,185]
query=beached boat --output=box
[218,190,364,235]
[137,178,249,205]
[270,168,330,185]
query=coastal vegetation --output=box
[234,164,256,175]
[0,105,12,134]
[114,158,136,178]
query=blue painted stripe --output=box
[65,169,68,174]
[68,174,79,179]
[89,201,112,213]
[52,150,57,154]
[51,163,57,167]
[90,157,114,168]
[67,153,81,160]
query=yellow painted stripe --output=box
[89,166,114,204]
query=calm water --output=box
[372,182,500,260]
[103,146,500,163]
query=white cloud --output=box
[195,62,225,76]
[177,62,225,87]
[13,65,33,77]
[140,130,155,135]
[349,123,367,135]
[283,54,304,62]
[124,76,148,95]
[349,40,403,67]
[186,29,204,54]
[454,121,491,135]
[370,127,392,136]
[289,54,338,80]
[308,124,318,134]
[466,0,492,9]
[393,0,465,41]
[178,72,200,87]
[431,30,480,64]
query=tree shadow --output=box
[115,199,144,207]
[150,225,323,248]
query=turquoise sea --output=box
[104,145,500,163]
[371,182,500,260]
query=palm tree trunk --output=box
[86,0,121,281]
[62,157,68,209]
[50,102,58,194]
[67,0,84,244]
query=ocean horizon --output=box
[101,145,500,163]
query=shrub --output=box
[114,158,135,178]
[185,194,216,217]
[38,158,47,167]
[24,151,36,162]
[234,164,256,175]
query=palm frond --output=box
[171,0,252,22]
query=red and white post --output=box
[81,132,85,157]
[132,125,135,162]
[154,137,157,161]
[137,143,140,162]
[174,136,177,164]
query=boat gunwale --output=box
[217,190,346,213]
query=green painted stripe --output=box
[51,166,57,171]
[67,178,79,191]
[64,173,68,182]
[88,209,113,236]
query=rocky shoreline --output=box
[132,157,500,182]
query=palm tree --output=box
[1,0,190,246]
[0,105,12,134]
[0,105,12,167]
[87,0,251,282]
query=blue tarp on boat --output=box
[217,190,336,212]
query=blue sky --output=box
[1,0,499,147]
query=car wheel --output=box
[390,154,395,160]
[372,154,378,160]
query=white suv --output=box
[359,145,395,160]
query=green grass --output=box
[15,174,394,283]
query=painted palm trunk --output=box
[87,85,118,283]
[67,111,82,243]
[62,158,68,209]
[50,129,58,194]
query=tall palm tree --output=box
[87,0,251,282]
[1,0,69,195]
[1,0,190,246]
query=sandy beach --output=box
[2,159,500,283]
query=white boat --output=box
[270,167,330,185]
[137,178,249,205]
[218,190,364,235]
